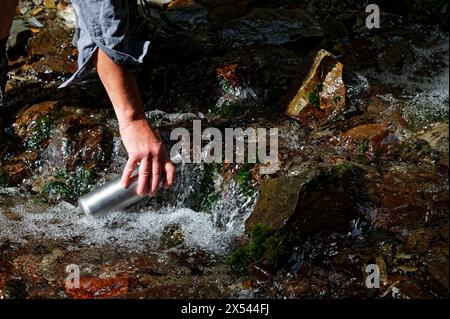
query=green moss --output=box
[336,162,353,179]
[355,139,370,154]
[314,83,324,93]
[40,168,95,204]
[194,163,222,213]
[307,82,325,109]
[220,78,233,92]
[209,99,236,118]
[27,115,53,149]
[0,168,8,186]
[308,91,320,109]
[26,110,71,150]
[333,95,342,104]
[228,224,287,274]
[200,191,220,213]
[235,163,256,197]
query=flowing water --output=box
[0,1,448,299]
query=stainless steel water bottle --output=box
[78,168,143,217]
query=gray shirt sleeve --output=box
[59,0,150,88]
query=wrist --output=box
[118,109,147,130]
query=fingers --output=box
[163,161,175,190]
[147,156,160,195]
[136,157,150,196]
[121,157,138,188]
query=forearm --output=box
[94,48,146,129]
[94,47,174,194]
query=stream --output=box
[0,0,448,299]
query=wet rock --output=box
[199,0,248,21]
[404,228,436,255]
[25,24,77,80]
[6,19,33,56]
[368,164,448,236]
[44,0,57,9]
[0,277,28,299]
[1,210,23,222]
[160,224,185,249]
[41,112,113,171]
[1,150,39,185]
[416,122,449,153]
[245,163,365,241]
[306,0,363,21]
[285,49,346,128]
[14,101,60,140]
[395,280,434,298]
[378,40,415,72]
[218,8,323,48]
[344,71,371,114]
[65,276,131,299]
[340,123,398,161]
[426,246,449,294]
[210,46,303,116]
[12,255,46,284]
[164,3,214,33]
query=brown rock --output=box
[245,163,364,240]
[14,101,60,139]
[286,50,346,128]
[27,25,77,77]
[396,280,434,299]
[199,0,249,21]
[417,122,449,153]
[1,162,30,185]
[41,113,112,171]
[2,210,22,221]
[168,0,196,9]
[426,246,449,293]
[1,150,39,185]
[65,276,130,299]
[44,0,57,9]
[404,228,435,254]
[340,123,397,160]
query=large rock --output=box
[218,8,323,48]
[285,49,346,128]
[164,3,214,33]
[13,101,60,140]
[245,163,365,240]
[25,24,77,79]
[1,150,39,185]
[41,112,113,171]
[340,123,398,161]
[199,0,248,21]
[416,122,449,153]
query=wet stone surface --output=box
[0,0,448,298]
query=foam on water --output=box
[0,194,241,254]
[0,161,256,255]
[363,27,449,127]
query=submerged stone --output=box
[340,123,398,161]
[218,8,323,48]
[416,122,449,153]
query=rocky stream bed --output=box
[0,0,448,298]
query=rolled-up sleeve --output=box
[59,0,150,88]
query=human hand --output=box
[119,118,175,196]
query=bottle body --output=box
[78,170,142,217]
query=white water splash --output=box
[0,162,257,255]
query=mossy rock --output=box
[245,163,365,240]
